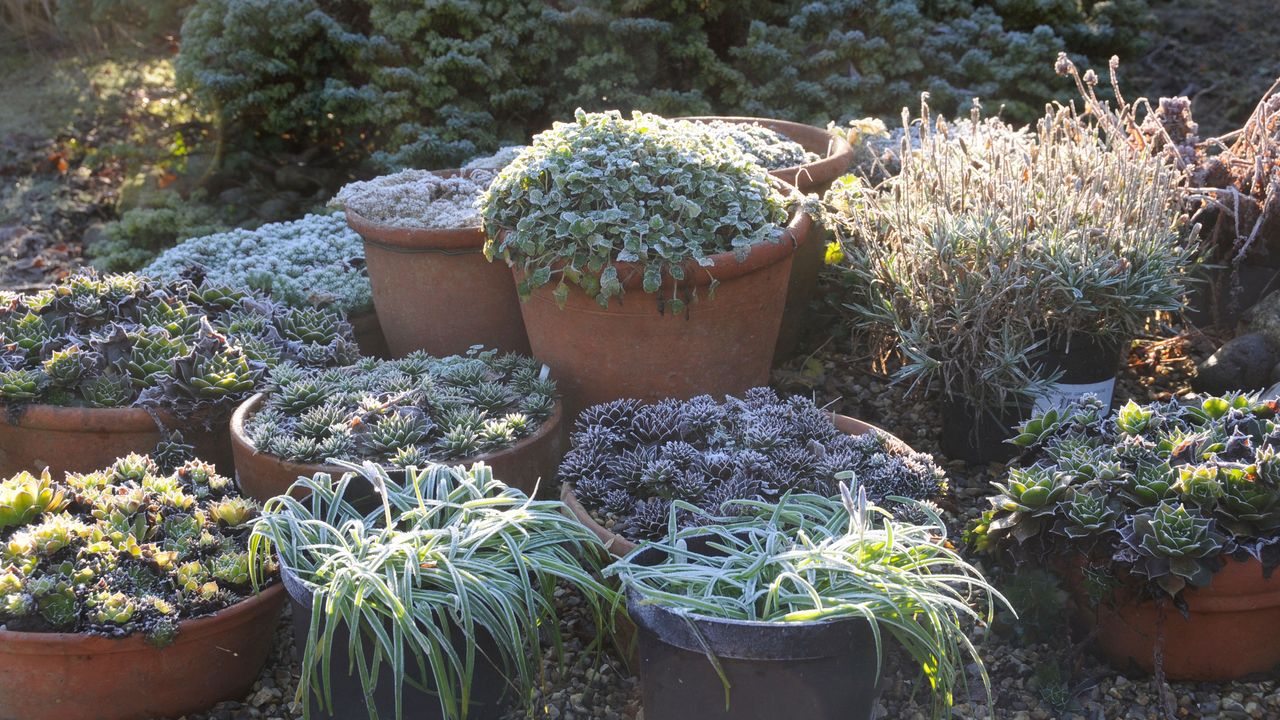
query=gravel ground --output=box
[179,321,1278,720]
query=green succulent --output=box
[438,424,481,458]
[42,346,90,388]
[90,591,138,625]
[140,300,200,336]
[22,515,90,555]
[80,374,134,408]
[2,312,52,356]
[1115,399,1155,436]
[277,380,328,413]
[1120,461,1177,506]
[389,445,428,468]
[184,353,258,398]
[0,471,68,530]
[478,417,517,450]
[1217,466,1280,536]
[189,284,247,310]
[1174,464,1225,509]
[1120,503,1224,596]
[296,403,349,440]
[207,497,257,527]
[277,306,343,345]
[1011,408,1064,448]
[0,368,47,402]
[362,412,430,456]
[208,552,252,587]
[29,576,78,629]
[471,381,512,413]
[1056,490,1121,540]
[126,334,188,386]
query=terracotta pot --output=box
[513,206,812,416]
[346,172,531,358]
[1066,557,1280,680]
[0,583,285,720]
[680,116,854,363]
[230,393,566,502]
[348,306,390,359]
[563,414,911,558]
[0,404,234,479]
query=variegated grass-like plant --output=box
[249,462,619,720]
[608,485,1009,719]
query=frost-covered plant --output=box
[824,100,1195,415]
[332,169,499,230]
[0,271,357,421]
[480,110,792,312]
[686,120,819,170]
[245,349,557,466]
[250,462,617,720]
[562,387,945,541]
[0,455,271,642]
[144,213,371,315]
[970,394,1280,600]
[462,146,527,170]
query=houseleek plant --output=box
[249,461,619,720]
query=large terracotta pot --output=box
[346,171,531,359]
[348,306,391,359]
[680,116,854,362]
[513,207,812,416]
[0,404,234,478]
[230,393,566,502]
[1073,557,1280,680]
[0,583,285,720]
[563,414,910,558]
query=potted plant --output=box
[823,100,1196,462]
[480,109,812,413]
[558,387,945,557]
[144,211,390,357]
[0,271,357,477]
[230,348,563,501]
[0,454,284,720]
[249,461,618,720]
[608,485,1006,720]
[677,116,854,360]
[969,393,1280,680]
[334,168,531,358]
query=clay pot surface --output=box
[348,306,391,358]
[564,414,910,558]
[230,393,565,502]
[1074,557,1280,680]
[0,404,234,478]
[679,116,854,363]
[347,174,530,358]
[0,583,285,720]
[514,206,812,415]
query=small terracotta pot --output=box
[346,171,531,359]
[563,414,911,558]
[348,306,391,359]
[1071,557,1280,680]
[0,583,285,720]
[513,205,812,416]
[230,393,566,502]
[0,404,234,479]
[680,116,854,362]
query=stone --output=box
[1241,289,1280,348]
[1194,331,1278,393]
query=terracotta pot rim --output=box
[0,582,283,653]
[230,392,565,489]
[1,403,182,432]
[1071,556,1280,614]
[677,115,854,191]
[344,169,488,250]
[565,414,911,557]
[511,200,812,294]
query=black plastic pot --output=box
[626,538,881,720]
[279,517,508,719]
[1032,333,1126,414]
[938,397,1029,464]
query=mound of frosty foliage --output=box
[145,213,371,314]
[332,170,497,230]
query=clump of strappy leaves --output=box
[562,387,946,541]
[0,454,273,643]
[0,271,357,420]
[245,349,557,466]
[970,394,1280,600]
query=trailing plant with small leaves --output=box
[562,387,945,541]
[608,485,1007,720]
[245,349,557,466]
[0,455,272,642]
[0,271,357,422]
[144,213,372,315]
[250,462,618,720]
[970,393,1280,600]
[480,110,791,312]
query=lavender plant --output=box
[0,271,357,421]
[244,349,557,466]
[561,387,945,541]
[0,454,272,643]
[480,110,792,313]
[969,394,1280,600]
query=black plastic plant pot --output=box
[938,397,1028,464]
[625,538,881,720]
[1031,332,1127,414]
[279,553,508,719]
